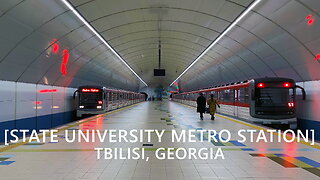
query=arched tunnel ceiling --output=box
[70,0,320,90]
[71,0,254,88]
[0,0,319,91]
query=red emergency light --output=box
[60,49,69,76]
[50,39,59,54]
[307,19,314,25]
[98,100,102,104]
[52,43,59,54]
[33,101,42,105]
[305,14,312,20]
[305,14,314,25]
[82,88,100,92]
[38,89,57,93]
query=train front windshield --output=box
[79,88,103,109]
[256,88,294,107]
[254,83,295,117]
[80,92,102,104]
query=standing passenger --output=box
[207,94,220,120]
[196,93,206,120]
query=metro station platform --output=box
[0,101,319,180]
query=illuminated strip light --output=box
[61,0,148,87]
[169,0,262,86]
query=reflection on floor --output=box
[0,100,319,180]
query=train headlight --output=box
[79,106,84,108]
[97,106,102,109]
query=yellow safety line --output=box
[0,102,143,153]
[176,102,320,149]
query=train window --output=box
[109,93,112,101]
[216,91,221,101]
[79,92,102,105]
[238,87,249,103]
[256,88,294,107]
[220,89,234,103]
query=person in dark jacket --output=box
[196,93,206,120]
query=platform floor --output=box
[0,101,319,180]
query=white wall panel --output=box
[296,80,320,122]
[0,81,15,122]
[52,86,66,114]
[36,84,53,116]
[65,87,76,112]
[0,80,75,123]
[16,82,36,119]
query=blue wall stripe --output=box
[0,111,75,143]
[15,117,37,131]
[52,113,64,128]
[297,118,320,141]
[37,115,52,130]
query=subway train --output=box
[73,86,145,117]
[172,77,306,129]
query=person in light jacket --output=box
[207,94,220,120]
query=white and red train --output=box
[172,77,306,129]
[73,86,145,117]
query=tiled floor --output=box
[0,101,319,180]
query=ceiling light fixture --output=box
[169,0,262,86]
[61,0,148,86]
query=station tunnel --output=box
[0,0,319,179]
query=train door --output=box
[105,91,109,111]
[129,93,133,105]
[234,89,239,117]
[102,89,107,112]
[119,92,122,108]
[124,93,127,106]
[108,91,112,111]
[117,92,120,108]
[112,92,116,109]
